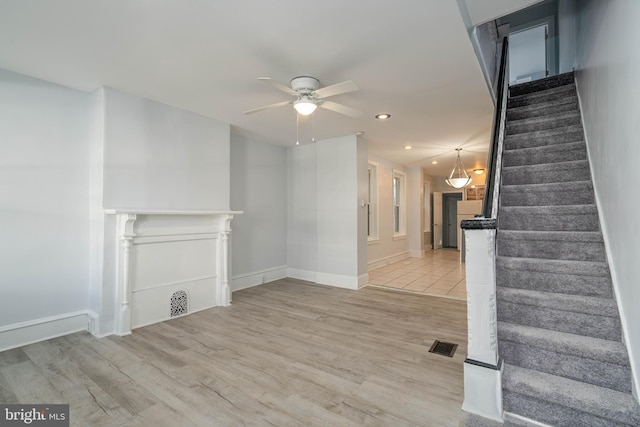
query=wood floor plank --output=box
[1,360,64,403]
[0,279,469,426]
[0,347,29,369]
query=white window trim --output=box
[392,169,407,238]
[367,161,379,242]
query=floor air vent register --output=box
[429,340,458,357]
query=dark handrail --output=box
[482,37,509,219]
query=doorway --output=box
[509,23,549,84]
[442,193,462,248]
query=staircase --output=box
[496,72,640,426]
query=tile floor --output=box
[368,249,467,300]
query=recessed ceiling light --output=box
[405,145,412,150]
[474,168,485,175]
[432,160,438,165]
[375,113,391,120]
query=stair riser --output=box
[509,73,575,97]
[503,392,630,427]
[503,145,587,167]
[501,188,594,207]
[504,128,584,150]
[507,115,581,135]
[497,240,605,262]
[500,212,600,232]
[496,268,613,298]
[507,99,578,121]
[508,86,577,109]
[499,340,632,393]
[497,301,621,341]
[502,165,591,185]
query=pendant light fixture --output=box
[445,148,472,189]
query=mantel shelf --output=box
[104,209,243,216]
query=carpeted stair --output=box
[496,72,640,426]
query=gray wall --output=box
[230,133,287,285]
[287,135,367,288]
[0,69,91,326]
[102,88,230,210]
[563,0,640,396]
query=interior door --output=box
[433,192,443,249]
[509,24,548,84]
[443,194,460,248]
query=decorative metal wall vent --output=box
[170,290,188,317]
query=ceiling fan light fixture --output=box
[293,97,317,115]
[445,148,472,189]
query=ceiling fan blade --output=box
[257,77,297,96]
[313,80,359,99]
[319,101,362,118]
[243,100,292,115]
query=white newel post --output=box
[461,218,503,422]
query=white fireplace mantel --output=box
[105,209,242,336]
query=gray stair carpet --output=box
[496,72,640,426]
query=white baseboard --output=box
[0,310,99,352]
[409,249,425,258]
[231,266,288,292]
[368,251,411,270]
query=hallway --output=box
[368,249,466,300]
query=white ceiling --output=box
[0,0,522,177]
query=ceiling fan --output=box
[244,76,362,118]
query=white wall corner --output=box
[409,249,425,258]
[368,251,411,271]
[316,272,360,290]
[231,266,288,292]
[287,268,317,284]
[358,273,369,289]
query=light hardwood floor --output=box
[0,279,468,426]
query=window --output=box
[393,170,406,237]
[367,161,379,241]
